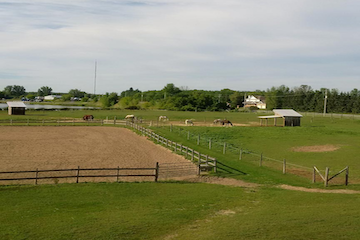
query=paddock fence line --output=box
[300,112,360,120]
[0,118,129,126]
[0,163,159,185]
[313,166,349,187]
[126,121,217,174]
[151,124,352,186]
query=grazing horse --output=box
[220,119,233,126]
[83,115,94,121]
[185,119,194,126]
[213,119,222,124]
[125,114,136,123]
[159,116,169,121]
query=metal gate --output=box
[159,162,198,179]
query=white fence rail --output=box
[126,121,217,174]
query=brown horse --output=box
[220,119,233,126]
[83,115,94,121]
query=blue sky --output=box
[1,0,359,94]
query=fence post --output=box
[324,167,329,187]
[170,124,173,132]
[35,168,38,185]
[179,144,182,154]
[283,159,286,174]
[73,119,75,126]
[117,166,120,182]
[57,119,60,126]
[42,119,44,126]
[260,153,263,166]
[223,143,226,154]
[345,166,349,186]
[174,142,177,152]
[209,138,212,149]
[27,119,29,126]
[186,146,188,158]
[76,166,80,183]
[313,167,316,183]
[214,159,217,173]
[239,148,243,160]
[197,156,201,176]
[114,116,116,125]
[197,135,200,145]
[155,162,159,182]
[10,119,12,125]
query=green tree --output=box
[69,89,86,98]
[3,85,26,98]
[162,83,181,97]
[229,92,244,108]
[37,86,52,96]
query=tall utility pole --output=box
[94,60,97,95]
[244,92,247,107]
[323,89,328,116]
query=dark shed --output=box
[7,102,26,115]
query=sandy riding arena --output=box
[0,126,197,184]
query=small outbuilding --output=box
[7,101,26,115]
[258,109,302,127]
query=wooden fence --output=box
[313,166,349,187]
[0,118,128,126]
[0,163,159,185]
[126,122,217,174]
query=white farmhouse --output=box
[244,95,266,109]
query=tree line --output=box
[2,84,360,113]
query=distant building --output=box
[44,95,62,101]
[258,109,303,127]
[244,95,266,109]
[7,101,26,115]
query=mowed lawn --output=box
[1,182,360,240]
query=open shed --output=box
[258,109,302,127]
[7,101,26,115]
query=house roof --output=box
[6,101,26,108]
[273,109,302,117]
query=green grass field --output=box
[1,182,360,240]
[149,113,360,186]
[1,109,360,239]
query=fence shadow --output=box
[216,161,247,175]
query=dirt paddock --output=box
[0,126,197,184]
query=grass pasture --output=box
[152,115,360,186]
[1,109,360,186]
[1,109,360,239]
[1,182,360,240]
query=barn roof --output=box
[273,109,302,117]
[7,101,26,108]
[258,109,302,119]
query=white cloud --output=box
[0,0,360,93]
